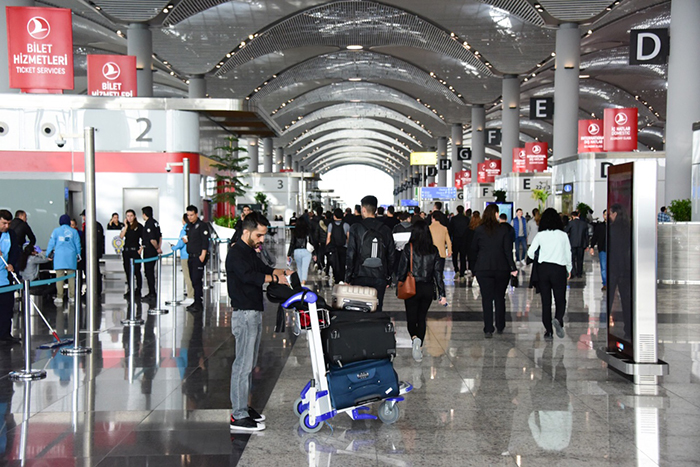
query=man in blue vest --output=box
[511,208,528,266]
[0,210,21,343]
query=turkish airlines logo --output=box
[102,62,121,80]
[518,150,525,159]
[588,123,600,135]
[614,113,628,126]
[532,144,542,154]
[27,17,50,40]
[489,161,497,169]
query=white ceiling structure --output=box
[43,0,670,175]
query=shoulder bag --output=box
[397,244,416,299]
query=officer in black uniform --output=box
[120,209,143,300]
[184,205,209,312]
[141,206,162,301]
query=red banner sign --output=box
[87,55,137,97]
[578,119,604,153]
[603,108,638,152]
[477,160,500,183]
[513,147,527,173]
[525,142,548,172]
[6,6,74,92]
[454,170,471,189]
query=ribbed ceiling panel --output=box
[477,0,545,26]
[299,138,408,161]
[93,0,168,22]
[216,0,491,77]
[540,0,613,22]
[164,0,230,26]
[292,129,413,155]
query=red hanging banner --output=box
[512,147,527,173]
[603,108,638,152]
[525,142,548,172]
[477,162,488,183]
[6,6,74,92]
[477,160,500,183]
[578,119,605,153]
[87,55,137,97]
[454,170,472,189]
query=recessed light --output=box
[348,77,362,82]
[346,45,363,50]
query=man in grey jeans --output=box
[225,212,292,432]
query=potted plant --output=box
[254,192,269,217]
[576,202,592,220]
[493,189,507,203]
[531,188,551,212]
[668,199,691,222]
[208,136,249,237]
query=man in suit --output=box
[565,211,588,278]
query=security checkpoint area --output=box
[0,0,699,466]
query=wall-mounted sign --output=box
[426,166,438,177]
[603,108,638,152]
[410,151,437,165]
[439,158,452,170]
[486,129,502,146]
[578,119,605,153]
[525,141,548,172]
[457,146,472,161]
[87,54,137,97]
[6,6,74,92]
[477,159,501,183]
[512,147,527,173]
[420,187,457,200]
[630,29,669,65]
[529,97,554,120]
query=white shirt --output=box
[527,230,572,273]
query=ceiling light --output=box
[249,35,254,40]
[551,52,556,57]
[348,77,362,82]
[579,74,590,79]
[346,45,363,50]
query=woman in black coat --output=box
[397,220,447,362]
[465,211,480,287]
[470,204,517,337]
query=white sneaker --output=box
[54,297,63,305]
[412,337,422,362]
[69,297,75,304]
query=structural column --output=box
[501,75,520,174]
[188,75,206,98]
[437,137,448,186]
[246,138,259,173]
[127,24,153,97]
[552,23,580,162]
[471,105,486,167]
[274,147,284,173]
[451,124,463,181]
[285,154,292,171]
[667,0,700,205]
[0,0,34,93]
[262,137,273,172]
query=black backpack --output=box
[330,222,346,248]
[358,221,385,272]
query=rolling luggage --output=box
[331,284,378,312]
[327,358,400,410]
[321,311,396,366]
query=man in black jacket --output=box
[0,210,20,344]
[565,210,589,278]
[345,196,395,311]
[185,205,209,312]
[589,209,607,290]
[449,205,470,280]
[9,210,36,249]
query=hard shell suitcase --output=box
[327,358,400,410]
[331,284,378,312]
[321,312,396,366]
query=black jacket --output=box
[287,231,312,256]
[9,218,36,248]
[226,239,274,311]
[565,218,589,248]
[470,223,516,273]
[346,217,395,283]
[397,244,446,298]
[589,221,607,253]
[448,214,470,239]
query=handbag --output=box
[305,237,315,254]
[397,244,416,299]
[510,274,519,287]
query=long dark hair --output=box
[480,204,500,233]
[409,220,435,256]
[469,211,481,229]
[538,208,564,231]
[294,216,310,239]
[18,245,33,272]
[126,209,138,230]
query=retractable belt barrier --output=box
[125,253,176,322]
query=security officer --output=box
[184,205,209,312]
[119,209,143,300]
[141,206,162,301]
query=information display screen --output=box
[486,202,513,223]
[607,163,634,359]
[410,151,437,166]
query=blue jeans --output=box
[599,251,607,286]
[294,248,312,281]
[514,236,527,261]
[230,310,262,420]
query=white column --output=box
[275,147,284,173]
[501,75,520,174]
[472,105,486,166]
[451,123,464,179]
[127,23,153,97]
[0,0,34,93]
[437,137,448,186]
[552,23,580,162]
[285,153,293,171]
[667,0,700,205]
[188,75,206,98]
[262,138,273,172]
[246,138,259,173]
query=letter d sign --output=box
[630,29,669,65]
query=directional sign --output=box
[457,146,472,161]
[439,158,452,170]
[421,187,457,200]
[426,166,438,177]
[486,129,502,146]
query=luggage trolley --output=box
[282,290,412,433]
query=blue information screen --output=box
[400,199,419,207]
[420,187,457,200]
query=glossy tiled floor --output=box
[0,243,699,466]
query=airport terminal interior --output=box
[0,0,699,465]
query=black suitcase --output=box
[327,358,400,410]
[321,311,396,366]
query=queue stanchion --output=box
[61,274,91,355]
[213,240,224,283]
[121,258,144,326]
[149,254,169,315]
[9,281,47,380]
[203,259,212,291]
[165,248,183,306]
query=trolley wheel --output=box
[299,410,323,433]
[377,401,401,424]
[293,397,306,417]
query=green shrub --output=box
[668,199,692,222]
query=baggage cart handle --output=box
[282,289,318,308]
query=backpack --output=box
[330,222,346,248]
[358,221,385,272]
